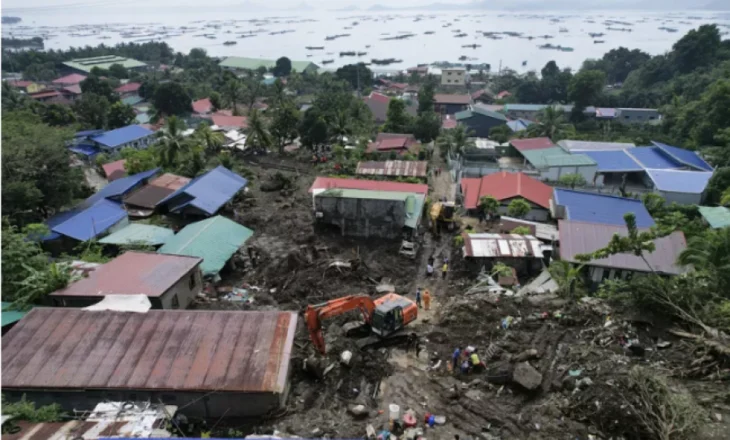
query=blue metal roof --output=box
[74,129,104,138]
[157,166,248,215]
[626,147,681,170]
[68,143,100,157]
[652,141,713,172]
[51,199,128,241]
[554,188,655,227]
[82,168,160,208]
[91,125,154,148]
[583,150,643,172]
[42,208,81,241]
[646,169,713,194]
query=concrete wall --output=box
[315,196,407,239]
[658,190,702,206]
[3,387,286,419]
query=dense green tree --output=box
[209,91,222,111]
[222,78,243,114]
[507,198,531,218]
[417,80,436,115]
[568,69,606,112]
[80,75,118,102]
[412,111,441,143]
[273,56,292,77]
[157,116,189,167]
[436,125,474,156]
[2,112,85,221]
[527,105,574,139]
[489,124,511,144]
[2,82,29,111]
[138,79,158,100]
[705,167,730,205]
[153,82,192,116]
[299,110,329,150]
[121,147,160,174]
[479,195,500,219]
[672,24,722,74]
[73,93,110,129]
[271,103,301,153]
[108,63,129,79]
[601,47,651,83]
[41,103,76,127]
[558,173,587,189]
[678,228,730,287]
[335,63,373,91]
[1,220,52,301]
[194,123,225,156]
[540,61,572,103]
[383,99,412,133]
[246,109,272,153]
[515,72,544,103]
[107,102,137,129]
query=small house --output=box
[441,67,467,86]
[51,73,87,86]
[99,223,175,248]
[551,189,655,227]
[156,166,247,217]
[314,188,425,239]
[114,82,141,97]
[356,160,428,180]
[49,251,203,309]
[102,159,127,181]
[455,104,507,138]
[363,92,417,125]
[212,114,249,131]
[90,125,156,152]
[558,220,687,285]
[616,108,660,124]
[460,171,553,221]
[6,80,44,94]
[434,94,471,115]
[192,97,213,116]
[461,232,550,278]
[124,173,191,217]
[308,177,428,207]
[2,308,298,418]
[367,133,420,156]
[158,216,253,279]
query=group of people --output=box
[426,255,449,279]
[415,287,432,310]
[451,346,485,374]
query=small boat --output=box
[594,40,605,44]
[522,60,527,66]
[424,31,435,35]
[306,46,324,50]
[223,40,236,45]
[322,59,334,64]
[559,27,568,33]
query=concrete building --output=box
[62,55,147,75]
[49,251,203,309]
[441,67,467,86]
[510,138,598,184]
[2,308,298,418]
[616,108,661,124]
[455,104,508,138]
[314,188,425,239]
[434,94,471,115]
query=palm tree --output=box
[222,78,243,116]
[720,188,730,206]
[528,105,574,140]
[158,116,189,167]
[548,260,585,298]
[195,123,225,156]
[677,228,730,281]
[329,108,352,144]
[246,109,272,153]
[270,79,287,107]
[437,125,475,157]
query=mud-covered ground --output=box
[195,154,729,440]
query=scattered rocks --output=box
[512,362,543,390]
[513,348,539,362]
[347,404,369,418]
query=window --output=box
[171,294,179,309]
[448,72,452,76]
[189,273,197,290]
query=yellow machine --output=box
[430,201,456,233]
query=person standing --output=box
[426,262,434,277]
[452,346,462,372]
[423,289,432,311]
[442,262,448,279]
[415,287,422,308]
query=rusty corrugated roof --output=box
[2,308,297,393]
[462,233,546,258]
[124,173,191,209]
[356,160,428,177]
[50,251,201,298]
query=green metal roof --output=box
[2,302,28,327]
[157,216,253,277]
[521,147,597,168]
[219,56,318,73]
[122,95,145,106]
[505,103,549,112]
[317,189,424,229]
[99,223,174,246]
[63,55,147,73]
[455,106,508,122]
[698,206,730,229]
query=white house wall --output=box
[658,190,702,206]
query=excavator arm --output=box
[305,295,377,354]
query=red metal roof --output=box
[558,220,687,275]
[192,98,212,114]
[212,114,248,129]
[114,82,141,93]
[7,80,34,88]
[62,84,83,95]
[510,137,555,152]
[124,173,191,208]
[2,308,297,393]
[497,90,512,99]
[102,159,127,181]
[28,90,61,99]
[50,251,202,298]
[434,94,471,105]
[52,73,87,85]
[309,177,428,194]
[460,171,553,210]
[356,160,428,177]
[369,92,390,104]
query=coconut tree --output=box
[222,78,243,115]
[528,105,574,140]
[246,109,272,153]
[436,125,474,156]
[195,122,225,156]
[678,227,730,281]
[158,116,189,167]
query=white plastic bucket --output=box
[388,404,400,421]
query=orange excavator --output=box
[305,293,418,354]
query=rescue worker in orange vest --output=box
[423,289,432,311]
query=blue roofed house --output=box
[644,169,713,205]
[551,188,655,228]
[156,166,248,217]
[89,125,156,153]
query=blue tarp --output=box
[646,169,713,194]
[91,125,154,148]
[627,147,681,170]
[157,166,248,216]
[583,150,643,172]
[554,188,655,228]
[652,141,714,172]
[51,199,128,241]
[82,168,160,208]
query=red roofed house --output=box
[363,92,417,125]
[212,114,249,130]
[52,73,87,86]
[509,137,555,152]
[460,171,553,221]
[192,98,213,116]
[60,84,83,101]
[496,90,512,100]
[6,80,44,94]
[367,133,420,156]
[115,82,141,97]
[102,159,128,182]
[434,94,471,115]
[28,89,64,103]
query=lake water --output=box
[3,9,729,72]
